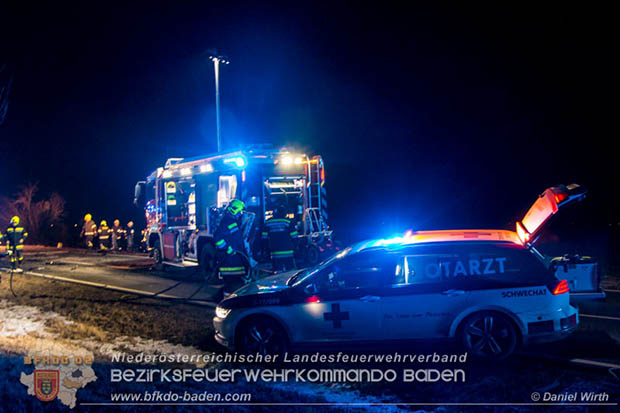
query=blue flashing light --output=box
[372,236,407,247]
[372,231,415,248]
[223,155,247,169]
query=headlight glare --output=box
[216,306,231,319]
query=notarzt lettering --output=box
[423,257,507,279]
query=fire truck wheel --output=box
[199,244,218,283]
[153,245,165,271]
[306,245,320,266]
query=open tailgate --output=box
[517,184,604,302]
[516,184,587,245]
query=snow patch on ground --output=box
[92,335,209,366]
[0,299,204,362]
[0,300,73,337]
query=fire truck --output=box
[134,145,335,280]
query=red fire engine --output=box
[134,145,335,279]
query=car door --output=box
[289,251,388,344]
[380,247,471,340]
[461,243,560,313]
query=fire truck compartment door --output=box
[218,175,237,207]
[162,232,177,260]
[194,174,219,228]
[518,184,587,243]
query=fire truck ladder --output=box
[306,156,328,234]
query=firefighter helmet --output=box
[84,213,92,222]
[10,216,20,225]
[114,219,120,226]
[227,199,245,216]
[127,221,134,228]
[101,220,107,226]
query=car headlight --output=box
[216,306,232,319]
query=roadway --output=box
[3,247,220,306]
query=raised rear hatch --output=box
[516,184,604,302]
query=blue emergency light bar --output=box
[223,155,247,169]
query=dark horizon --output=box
[0,3,615,247]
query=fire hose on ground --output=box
[1,250,273,306]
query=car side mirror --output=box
[304,283,318,295]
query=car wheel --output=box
[200,244,218,283]
[237,317,288,356]
[460,311,518,360]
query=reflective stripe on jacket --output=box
[214,213,244,256]
[263,218,296,259]
[4,225,28,246]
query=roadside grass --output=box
[0,272,217,352]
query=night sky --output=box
[0,4,615,251]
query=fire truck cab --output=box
[134,145,333,279]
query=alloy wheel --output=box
[462,312,517,359]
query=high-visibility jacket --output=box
[81,220,97,237]
[98,225,111,241]
[262,217,298,259]
[214,213,245,258]
[112,225,125,239]
[214,212,246,276]
[3,224,28,248]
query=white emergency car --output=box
[214,184,599,359]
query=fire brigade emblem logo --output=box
[34,370,60,402]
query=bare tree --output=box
[0,63,13,126]
[0,183,65,243]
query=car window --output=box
[314,251,395,291]
[290,247,353,287]
[392,243,553,289]
[462,244,552,286]
[394,253,457,285]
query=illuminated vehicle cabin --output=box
[134,145,333,278]
[213,184,603,359]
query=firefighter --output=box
[262,206,298,272]
[214,199,248,296]
[80,213,97,249]
[98,220,111,250]
[126,221,136,252]
[111,219,125,251]
[140,228,147,252]
[4,216,28,272]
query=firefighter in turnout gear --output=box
[98,220,111,250]
[80,213,97,248]
[4,216,28,272]
[111,219,125,251]
[262,207,298,272]
[126,221,136,252]
[214,199,248,296]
